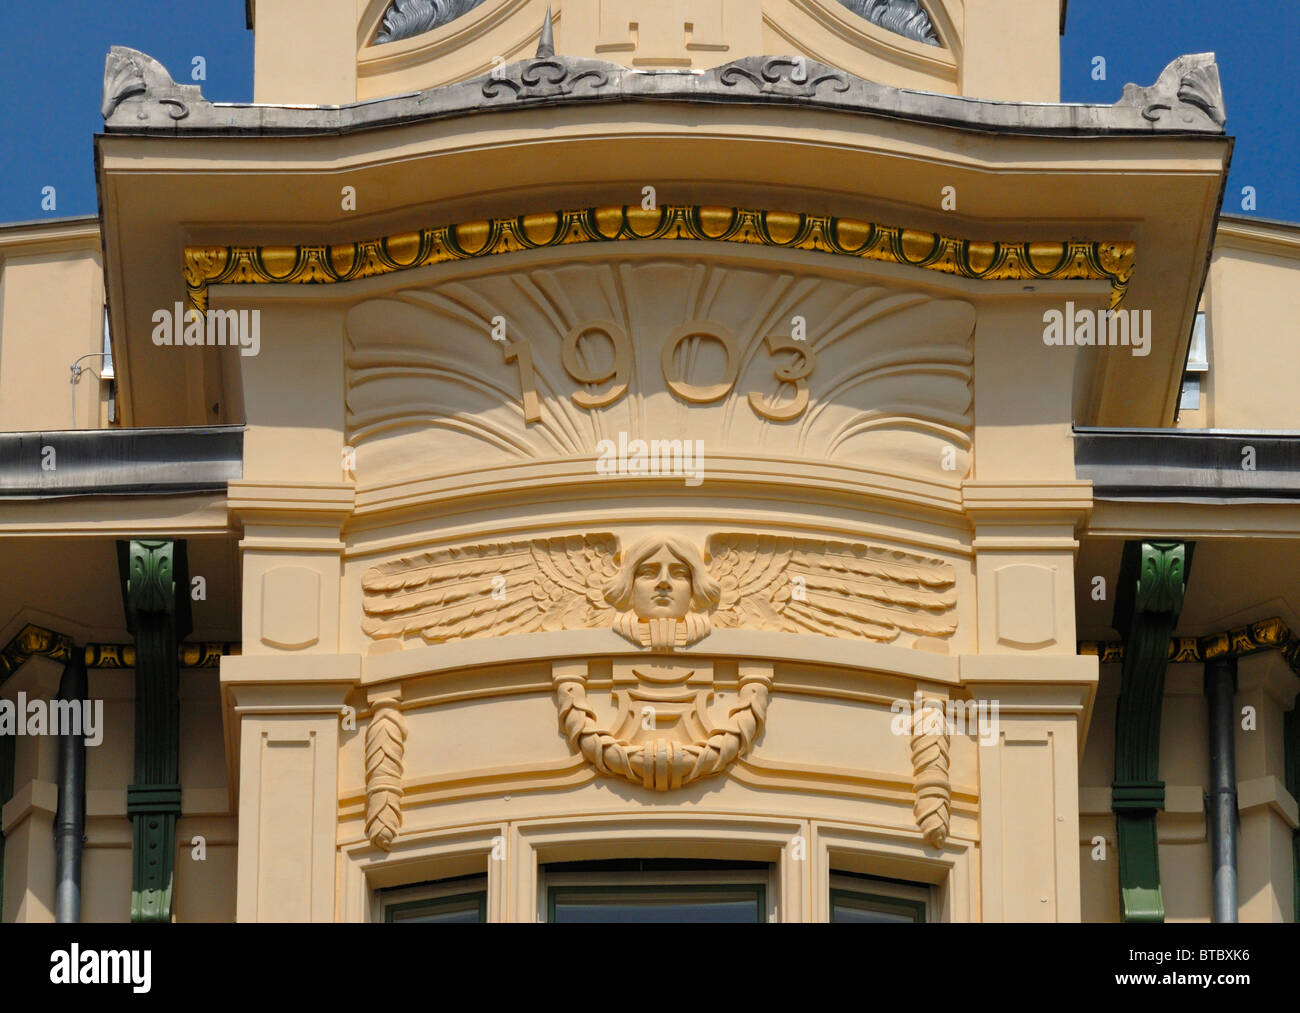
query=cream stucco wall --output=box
[252,0,1060,105]
[1199,218,1300,430]
[4,0,1299,925]
[206,234,1101,921]
[0,220,106,432]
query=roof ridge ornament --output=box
[1118,52,1226,128]
[537,3,555,59]
[101,46,201,123]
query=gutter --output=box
[0,424,242,500]
[1074,427,1300,501]
[1204,656,1239,922]
[53,651,87,923]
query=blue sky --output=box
[0,1,1295,225]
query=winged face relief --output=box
[361,531,957,651]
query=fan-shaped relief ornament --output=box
[361,531,958,650]
[343,266,975,485]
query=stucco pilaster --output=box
[960,654,1096,921]
[0,656,62,922]
[221,654,358,922]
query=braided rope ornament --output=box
[365,699,408,849]
[911,696,951,846]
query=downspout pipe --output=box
[54,650,87,923]
[1204,655,1238,923]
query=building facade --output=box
[1,0,1297,922]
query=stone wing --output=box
[362,534,619,643]
[708,533,956,642]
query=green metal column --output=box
[117,539,190,923]
[1111,540,1193,923]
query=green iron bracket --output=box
[1111,540,1193,923]
[117,539,190,923]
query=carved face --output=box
[630,546,694,620]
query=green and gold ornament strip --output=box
[184,204,1136,312]
[0,624,236,683]
[1080,617,1300,675]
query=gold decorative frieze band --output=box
[1080,617,1300,675]
[83,641,240,669]
[184,205,1136,312]
[0,624,239,682]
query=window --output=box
[542,859,772,923]
[829,873,931,923]
[1178,311,1209,412]
[381,875,486,923]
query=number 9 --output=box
[562,321,632,409]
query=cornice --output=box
[1214,215,1300,261]
[0,217,101,261]
[962,479,1094,526]
[227,480,356,525]
[102,46,1226,140]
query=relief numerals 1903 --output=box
[500,321,816,423]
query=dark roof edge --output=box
[0,424,242,500]
[1074,427,1300,501]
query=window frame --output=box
[540,861,776,923]
[828,872,932,923]
[380,874,488,923]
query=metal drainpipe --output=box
[1204,655,1239,923]
[54,650,87,923]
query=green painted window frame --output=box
[546,881,767,924]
